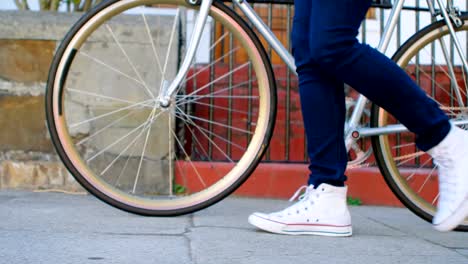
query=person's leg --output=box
[298,67,347,187]
[292,0,348,188]
[293,0,448,189]
[247,0,352,237]
[307,0,450,151]
[307,0,467,231]
[290,0,382,189]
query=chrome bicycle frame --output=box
[159,0,468,153]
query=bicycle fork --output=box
[158,0,213,108]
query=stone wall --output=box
[0,11,83,191]
[0,10,178,192]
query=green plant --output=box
[347,196,362,206]
[14,0,103,12]
[173,184,187,195]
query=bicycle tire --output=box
[46,0,277,216]
[371,16,468,231]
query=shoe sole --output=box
[248,213,352,237]
[433,198,468,232]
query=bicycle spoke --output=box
[161,8,181,81]
[79,51,146,87]
[421,49,466,102]
[177,111,254,135]
[405,157,432,181]
[178,100,253,116]
[391,142,415,150]
[179,114,219,160]
[180,62,251,100]
[172,29,233,96]
[86,108,162,162]
[169,121,207,188]
[67,88,152,106]
[114,135,140,187]
[184,46,240,83]
[173,111,239,190]
[77,110,136,146]
[177,79,255,100]
[416,46,466,94]
[417,46,467,110]
[179,95,258,99]
[168,112,173,197]
[395,151,425,166]
[175,105,234,162]
[141,12,164,79]
[100,115,153,176]
[416,164,437,193]
[70,99,154,128]
[132,109,157,194]
[175,79,257,105]
[432,193,440,206]
[106,24,155,99]
[209,31,230,52]
[183,31,231,82]
[410,62,461,117]
[437,36,465,106]
[174,111,247,151]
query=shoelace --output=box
[273,185,318,217]
[288,185,315,202]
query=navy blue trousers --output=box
[291,0,451,187]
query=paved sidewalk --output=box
[0,191,466,264]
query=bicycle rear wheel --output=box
[372,16,468,230]
[46,0,276,216]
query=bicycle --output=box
[45,0,468,230]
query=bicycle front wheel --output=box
[372,16,468,230]
[46,0,276,216]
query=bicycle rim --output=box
[46,0,276,216]
[372,16,468,230]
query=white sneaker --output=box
[248,183,352,236]
[427,125,468,231]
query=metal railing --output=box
[187,0,467,163]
